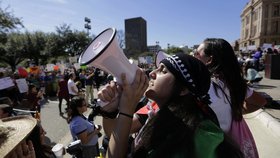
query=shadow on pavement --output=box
[40,97,57,109]
[254,84,277,90]
[47,96,58,101]
[265,100,280,110]
[258,92,280,110]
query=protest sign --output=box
[0,77,15,90]
[15,78,28,93]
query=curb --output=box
[244,109,280,138]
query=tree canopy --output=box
[0,2,23,43]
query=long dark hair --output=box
[68,96,86,122]
[203,38,247,121]
[133,80,200,157]
[134,81,242,158]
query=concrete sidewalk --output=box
[244,71,280,158]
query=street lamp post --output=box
[156,41,159,52]
[84,17,91,35]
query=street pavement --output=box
[39,71,280,158]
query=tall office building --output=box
[125,17,147,56]
[240,0,280,49]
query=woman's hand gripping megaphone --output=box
[97,80,120,112]
[97,69,149,113]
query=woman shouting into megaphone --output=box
[98,54,243,158]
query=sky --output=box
[2,0,249,49]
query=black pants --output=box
[58,96,70,113]
[81,144,99,158]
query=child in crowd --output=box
[27,84,44,116]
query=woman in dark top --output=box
[57,74,70,115]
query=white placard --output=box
[0,77,15,90]
[15,78,28,93]
[73,63,81,70]
[247,45,257,50]
[274,45,280,49]
[46,64,55,71]
[69,57,77,64]
[59,64,66,73]
[146,56,153,64]
[138,57,146,64]
[262,43,272,49]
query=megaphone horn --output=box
[155,50,170,68]
[79,28,138,85]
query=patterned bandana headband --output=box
[160,53,210,102]
[161,54,196,90]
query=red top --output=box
[136,101,159,114]
[58,79,69,98]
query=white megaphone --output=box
[155,50,170,68]
[79,28,139,107]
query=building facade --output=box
[240,0,280,49]
[147,45,162,53]
[125,17,147,56]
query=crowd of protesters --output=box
[0,65,110,157]
[0,67,105,107]
[238,47,279,71]
[0,61,154,158]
